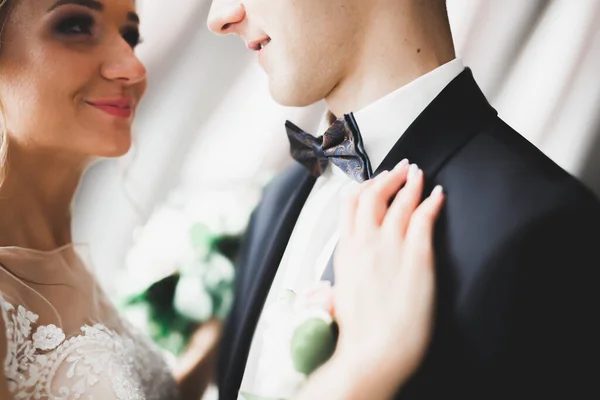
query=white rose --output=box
[253,291,307,398]
[173,274,213,323]
[203,253,235,290]
[125,206,195,294]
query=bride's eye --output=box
[55,15,94,36]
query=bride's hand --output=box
[332,160,444,395]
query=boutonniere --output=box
[240,282,338,400]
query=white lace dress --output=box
[0,245,179,400]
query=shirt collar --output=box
[322,58,465,178]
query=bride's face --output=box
[0,0,147,159]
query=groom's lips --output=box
[247,36,271,51]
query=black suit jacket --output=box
[218,69,600,399]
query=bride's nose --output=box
[207,0,246,35]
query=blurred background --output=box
[72,0,600,350]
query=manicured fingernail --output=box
[431,185,444,197]
[376,170,389,179]
[394,159,409,170]
[408,164,419,180]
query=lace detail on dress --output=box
[1,293,179,400]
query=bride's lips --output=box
[86,98,134,119]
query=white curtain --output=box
[73,0,600,293]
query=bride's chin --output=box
[88,135,133,158]
[104,143,132,157]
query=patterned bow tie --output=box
[285,113,373,182]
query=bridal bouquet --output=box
[240,282,339,400]
[115,188,260,356]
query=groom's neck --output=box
[325,1,455,117]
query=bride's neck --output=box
[0,143,87,250]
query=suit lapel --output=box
[225,165,316,394]
[376,68,497,179]
[321,68,498,283]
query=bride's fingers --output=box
[404,185,445,259]
[395,189,443,332]
[383,164,425,236]
[355,160,410,230]
[340,173,385,236]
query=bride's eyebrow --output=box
[47,0,104,13]
[46,0,140,24]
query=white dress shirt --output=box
[239,58,465,398]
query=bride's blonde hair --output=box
[0,0,10,185]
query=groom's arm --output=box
[492,192,600,399]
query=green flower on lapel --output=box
[290,316,337,375]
